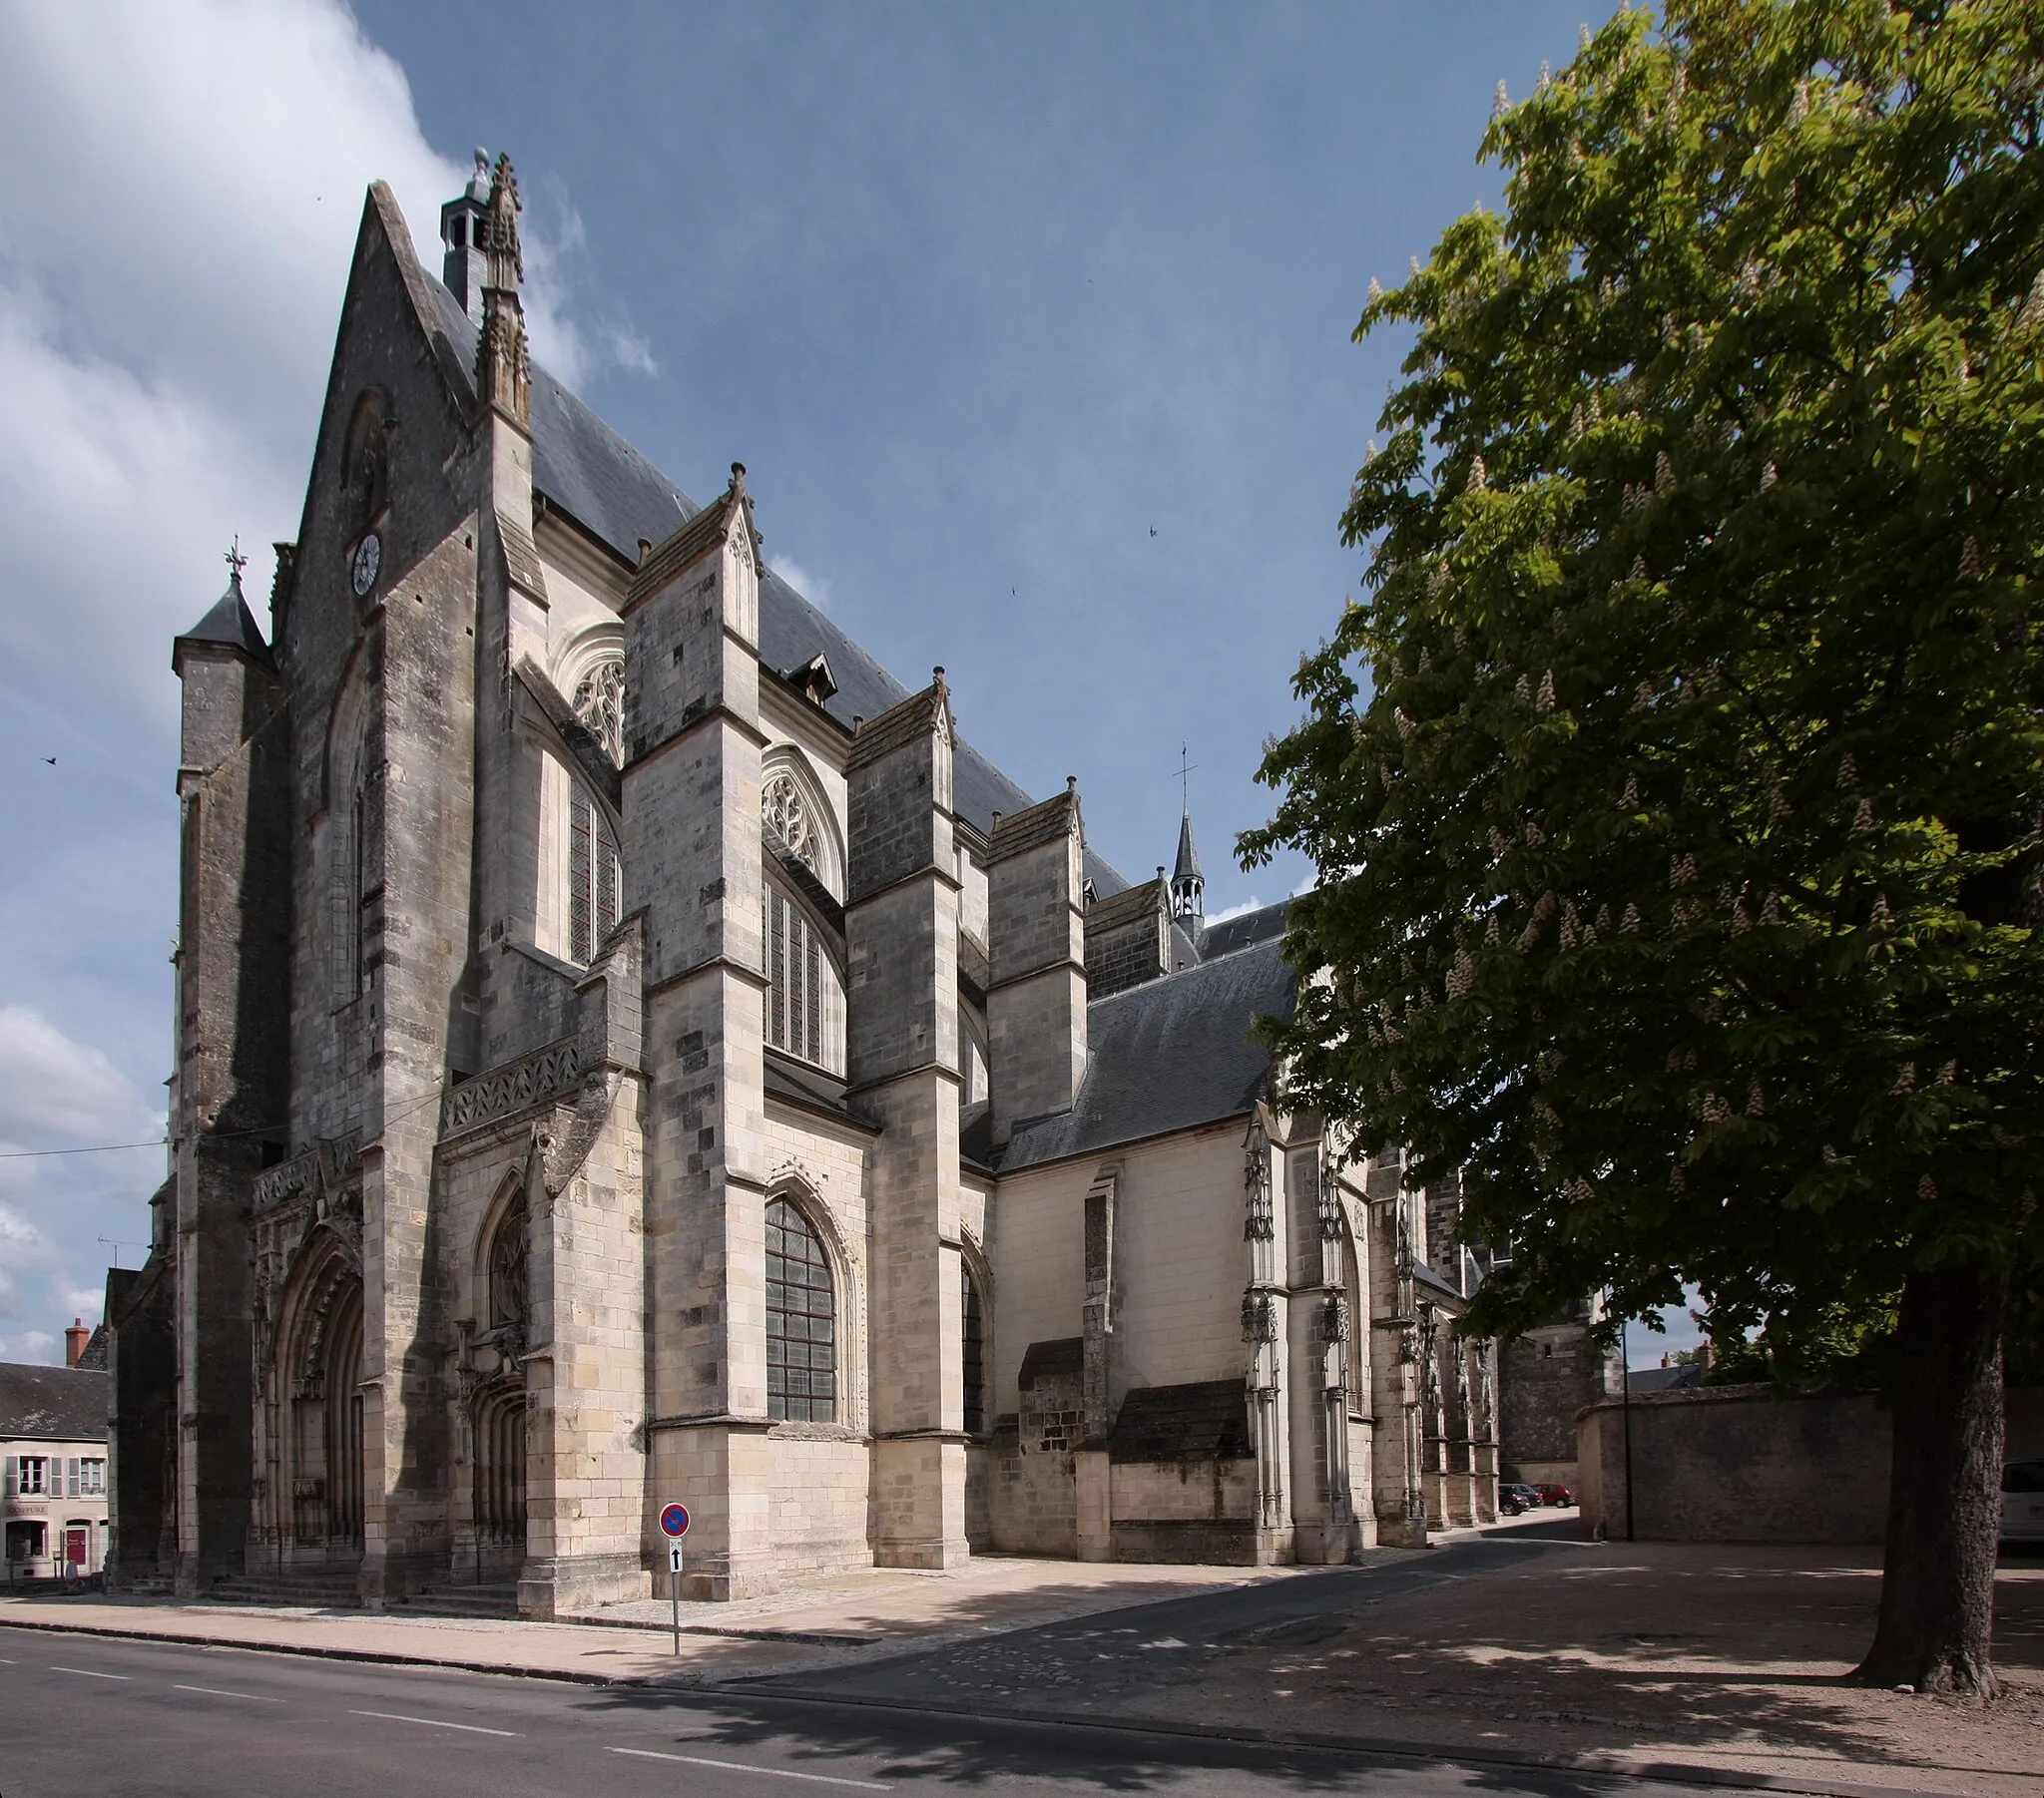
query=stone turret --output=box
[439,149,493,325]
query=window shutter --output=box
[3,1456,15,1498]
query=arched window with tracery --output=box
[763,768,816,871]
[569,787,621,965]
[488,1195,529,1343]
[766,1197,835,1423]
[572,657,625,767]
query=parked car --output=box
[1500,1482,1542,1513]
[2003,1460,2044,1547]
[1532,1482,1578,1507]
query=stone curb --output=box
[0,1613,666,1688]
[0,1612,2008,1798]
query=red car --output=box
[1532,1482,1577,1507]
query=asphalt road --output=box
[0,1614,1729,1798]
[753,1525,1591,1714]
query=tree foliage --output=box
[1243,0,2044,1354]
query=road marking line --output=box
[175,1684,285,1702]
[609,1746,888,1789]
[350,1708,518,1737]
[50,1666,130,1679]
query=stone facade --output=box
[113,160,1497,1614]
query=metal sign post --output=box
[659,1503,691,1656]
[668,1540,685,1653]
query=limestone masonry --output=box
[110,156,1501,1613]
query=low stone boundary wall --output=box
[1579,1383,2044,1545]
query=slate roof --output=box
[1628,1363,1705,1394]
[1197,899,1290,961]
[175,572,274,670]
[0,1362,109,1443]
[1000,932,1296,1172]
[1109,1379,1252,1464]
[427,281,1125,897]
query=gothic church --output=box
[107,156,1499,1613]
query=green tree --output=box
[1243,0,2044,1696]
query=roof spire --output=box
[1171,744,1204,925]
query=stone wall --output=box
[1580,1382,2044,1545]
[1500,1309,1621,1485]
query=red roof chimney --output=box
[65,1318,90,1367]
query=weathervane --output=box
[1178,742,1198,813]
[225,536,248,579]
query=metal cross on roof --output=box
[224,537,248,579]
[1178,743,1198,812]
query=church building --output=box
[107,156,1499,1615]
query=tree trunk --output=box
[1856,1262,2007,1697]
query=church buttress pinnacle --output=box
[475,152,530,429]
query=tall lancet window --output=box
[763,887,844,1072]
[766,1198,835,1423]
[569,789,621,965]
[572,657,626,767]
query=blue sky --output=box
[2,0,1703,1364]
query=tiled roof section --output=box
[626,481,754,608]
[74,1323,109,1372]
[1017,1337,1082,1391]
[844,677,951,773]
[987,787,1078,863]
[175,574,274,671]
[1198,899,1291,961]
[1109,1380,1251,1464]
[425,274,1126,898]
[0,1362,109,1443]
[1084,876,1166,936]
[1000,934,1295,1172]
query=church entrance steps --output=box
[206,1567,364,1608]
[393,1581,521,1619]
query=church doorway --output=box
[472,1386,527,1573]
[282,1253,364,1565]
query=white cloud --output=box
[0,1005,158,1149]
[1204,895,1265,926]
[0,0,634,725]
[768,556,833,612]
[0,1328,57,1365]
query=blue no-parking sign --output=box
[660,1502,691,1539]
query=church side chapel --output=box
[112,154,1499,1615]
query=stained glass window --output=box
[766,1198,835,1423]
[961,1263,986,1435]
[763,885,840,1071]
[569,789,621,965]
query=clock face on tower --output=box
[350,532,382,598]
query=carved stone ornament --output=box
[572,658,626,767]
[1243,1128,1274,1242]
[537,1069,622,1195]
[1240,1290,1278,1344]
